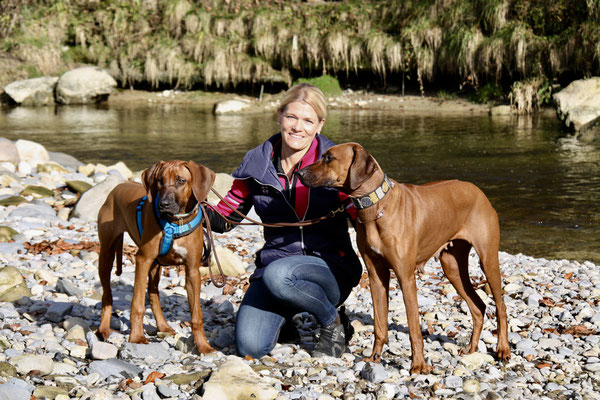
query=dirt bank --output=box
[107,89,496,116]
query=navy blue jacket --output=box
[212,133,363,299]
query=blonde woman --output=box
[207,83,362,358]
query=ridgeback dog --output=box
[97,160,216,354]
[296,143,510,374]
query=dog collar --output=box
[136,196,203,257]
[351,175,394,210]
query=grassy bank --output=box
[1,0,599,111]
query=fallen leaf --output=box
[144,371,166,384]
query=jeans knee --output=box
[236,330,274,359]
[262,263,295,298]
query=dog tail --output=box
[115,233,124,276]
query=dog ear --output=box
[347,144,378,191]
[187,161,216,203]
[142,161,164,201]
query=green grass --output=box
[293,75,343,97]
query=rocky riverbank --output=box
[0,138,599,400]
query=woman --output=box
[207,83,363,358]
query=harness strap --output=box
[135,195,203,257]
[136,196,147,239]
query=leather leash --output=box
[208,187,348,228]
[199,188,350,289]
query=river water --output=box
[1,103,598,263]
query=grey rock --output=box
[44,301,74,322]
[88,358,143,380]
[121,343,171,361]
[56,277,84,298]
[11,354,54,376]
[3,76,58,106]
[8,203,57,219]
[213,99,252,115]
[56,67,117,105]
[360,362,388,383]
[0,383,31,400]
[48,151,84,171]
[91,342,118,360]
[157,382,181,398]
[553,77,600,134]
[70,175,124,222]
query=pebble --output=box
[0,139,599,399]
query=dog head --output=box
[296,142,378,195]
[142,160,216,218]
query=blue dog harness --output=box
[136,195,203,257]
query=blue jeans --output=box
[235,255,342,359]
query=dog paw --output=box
[196,343,216,354]
[496,346,511,362]
[129,335,149,345]
[410,363,434,375]
[361,354,382,363]
[96,328,112,341]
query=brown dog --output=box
[97,160,216,354]
[296,143,510,374]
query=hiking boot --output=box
[339,306,354,345]
[278,318,301,344]
[311,318,345,358]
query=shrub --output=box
[293,75,343,97]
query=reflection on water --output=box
[1,103,598,263]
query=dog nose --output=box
[295,168,306,179]
[159,195,174,211]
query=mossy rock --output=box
[66,180,92,194]
[0,362,17,378]
[165,370,210,385]
[0,226,18,242]
[20,185,54,198]
[32,386,69,400]
[0,196,27,206]
[0,266,31,302]
[37,162,70,174]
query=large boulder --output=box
[0,138,19,164]
[69,175,125,222]
[202,356,278,400]
[3,76,58,106]
[55,67,117,105]
[553,77,600,139]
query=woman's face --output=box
[278,101,325,155]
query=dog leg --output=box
[475,243,511,361]
[362,252,390,363]
[397,268,433,375]
[148,263,176,336]
[184,263,215,354]
[129,254,154,344]
[439,240,486,355]
[97,234,119,340]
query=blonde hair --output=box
[279,83,327,121]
